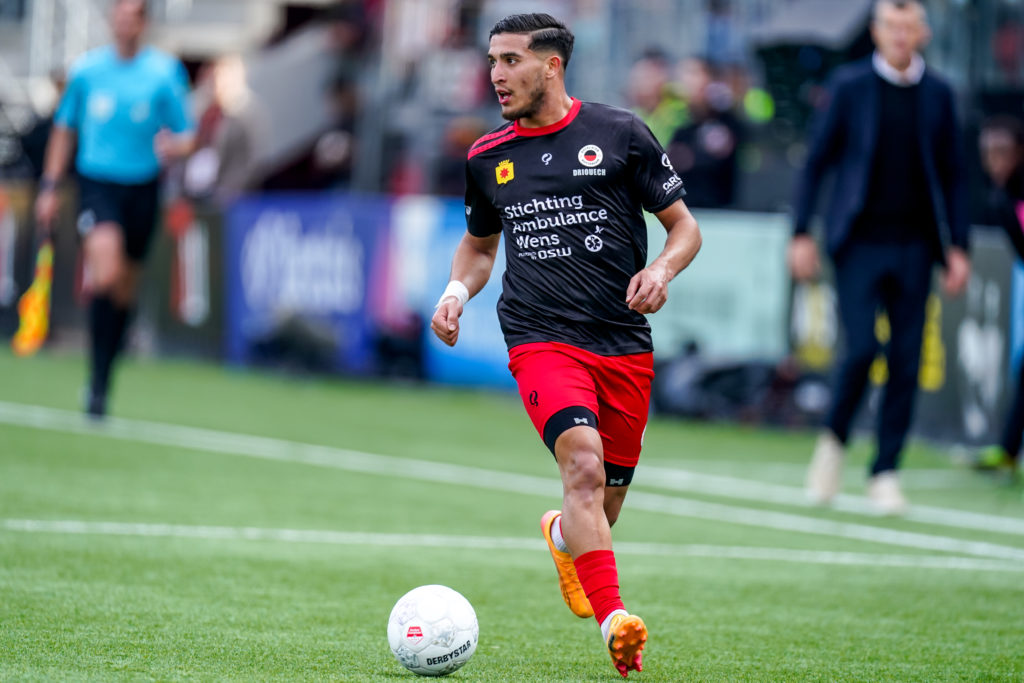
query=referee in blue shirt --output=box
[35,0,194,417]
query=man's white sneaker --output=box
[806,431,844,505]
[867,470,908,516]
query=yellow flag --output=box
[11,240,54,357]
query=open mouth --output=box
[496,89,512,106]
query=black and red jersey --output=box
[465,98,685,356]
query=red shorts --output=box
[507,342,654,468]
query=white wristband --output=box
[436,280,469,309]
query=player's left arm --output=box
[155,59,197,164]
[626,199,701,314]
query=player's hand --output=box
[942,246,970,297]
[787,234,820,281]
[626,263,670,314]
[431,298,463,346]
[34,188,59,237]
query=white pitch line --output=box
[2,400,1024,562]
[638,466,1024,537]
[3,518,1022,573]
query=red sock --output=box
[574,549,625,626]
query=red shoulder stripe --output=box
[469,124,514,151]
[467,131,517,159]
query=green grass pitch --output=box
[1,349,1023,681]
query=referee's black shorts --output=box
[76,175,161,263]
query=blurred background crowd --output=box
[1,0,1024,450]
[1,0,1021,209]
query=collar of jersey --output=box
[514,98,582,137]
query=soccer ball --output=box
[387,584,479,677]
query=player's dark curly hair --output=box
[489,13,574,70]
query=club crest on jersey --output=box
[495,159,515,184]
[578,145,603,167]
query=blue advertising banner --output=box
[225,194,389,374]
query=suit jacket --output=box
[792,57,968,262]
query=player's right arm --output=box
[34,125,76,235]
[431,232,500,347]
[155,57,196,165]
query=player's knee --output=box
[556,432,605,498]
[85,226,125,293]
[89,260,123,295]
[567,450,605,493]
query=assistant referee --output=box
[35,0,194,417]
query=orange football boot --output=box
[606,613,647,678]
[540,510,593,618]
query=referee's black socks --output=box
[88,295,133,407]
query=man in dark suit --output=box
[789,0,970,514]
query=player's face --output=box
[871,2,928,70]
[111,0,146,45]
[487,33,549,122]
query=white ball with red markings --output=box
[387,584,478,677]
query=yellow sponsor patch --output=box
[495,159,514,184]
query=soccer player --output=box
[34,0,194,417]
[431,13,701,678]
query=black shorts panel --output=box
[541,405,635,486]
[77,175,161,262]
[603,460,635,487]
[542,405,599,454]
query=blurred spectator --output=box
[183,55,256,202]
[410,12,489,114]
[791,0,970,515]
[380,3,490,195]
[308,74,358,190]
[974,115,1024,477]
[249,2,370,194]
[326,0,371,57]
[16,70,67,181]
[434,115,487,197]
[993,9,1024,86]
[704,0,744,68]
[666,56,742,208]
[626,49,687,146]
[311,0,371,190]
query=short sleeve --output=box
[465,163,502,237]
[53,65,85,130]
[160,59,194,134]
[628,114,686,213]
